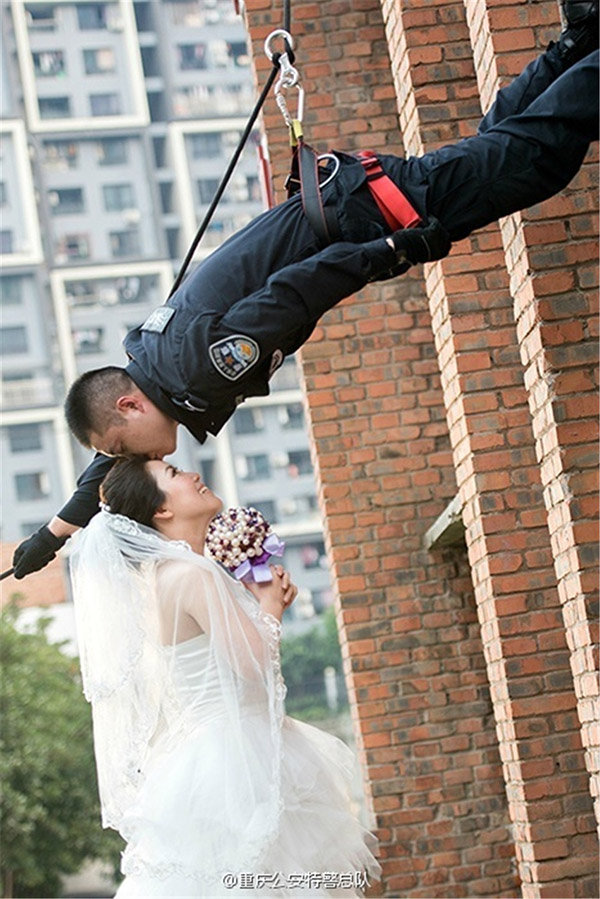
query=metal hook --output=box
[275,82,304,129]
[264,29,295,63]
[265,29,304,133]
[317,153,341,188]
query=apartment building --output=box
[0,0,332,620]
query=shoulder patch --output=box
[140,306,175,333]
[208,335,260,382]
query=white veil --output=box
[69,510,286,882]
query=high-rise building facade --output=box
[0,0,332,620]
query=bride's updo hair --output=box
[100,456,166,528]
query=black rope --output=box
[168,0,292,298]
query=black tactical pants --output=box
[331,46,599,243]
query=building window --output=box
[110,229,140,258]
[0,231,14,254]
[208,38,230,67]
[204,219,235,247]
[55,233,90,261]
[43,140,79,169]
[97,138,128,165]
[152,136,166,168]
[189,132,222,159]
[229,40,250,67]
[300,542,326,570]
[166,227,179,260]
[48,187,85,215]
[278,495,318,521]
[233,407,264,435]
[83,47,116,74]
[32,49,65,76]
[167,1,205,26]
[287,450,312,477]
[178,43,207,70]
[38,95,71,118]
[0,326,28,354]
[103,183,135,212]
[236,453,271,481]
[1,374,54,408]
[197,178,222,205]
[26,5,56,30]
[255,500,276,522]
[73,327,104,354]
[15,472,50,501]
[246,175,261,202]
[269,357,299,391]
[7,423,43,453]
[1,277,22,305]
[279,403,304,429]
[90,93,121,116]
[76,3,107,29]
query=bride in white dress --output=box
[69,456,381,897]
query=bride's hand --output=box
[272,564,298,608]
[246,565,298,620]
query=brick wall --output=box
[244,1,598,896]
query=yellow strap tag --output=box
[289,119,303,146]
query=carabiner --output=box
[264,29,295,64]
[275,82,304,130]
[265,29,304,136]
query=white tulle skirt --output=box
[114,714,380,898]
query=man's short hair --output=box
[65,367,135,448]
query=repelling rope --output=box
[168,0,294,298]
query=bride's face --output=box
[146,460,223,524]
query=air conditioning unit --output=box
[99,287,119,305]
[280,499,297,517]
[122,208,141,225]
[107,9,124,31]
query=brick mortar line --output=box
[379,3,540,890]
[461,0,600,827]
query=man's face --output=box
[90,404,178,458]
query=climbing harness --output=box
[356,152,421,230]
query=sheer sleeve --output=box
[156,558,282,682]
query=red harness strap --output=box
[356,151,421,230]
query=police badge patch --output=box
[208,335,260,381]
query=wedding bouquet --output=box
[205,506,285,583]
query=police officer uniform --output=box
[26,42,600,531]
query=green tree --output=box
[280,608,348,719]
[0,603,123,898]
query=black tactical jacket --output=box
[57,156,405,527]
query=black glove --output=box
[12,526,69,580]
[388,217,451,266]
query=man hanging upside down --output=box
[12,0,599,578]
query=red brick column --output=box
[380,0,599,896]
[245,2,516,896]
[462,0,600,840]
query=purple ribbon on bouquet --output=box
[232,533,286,583]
